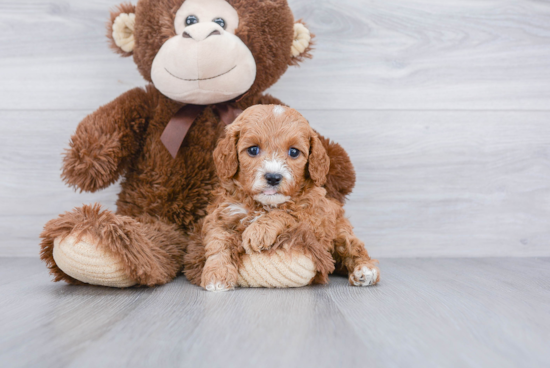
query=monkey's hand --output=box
[61,88,151,193]
[61,124,124,193]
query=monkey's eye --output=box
[186,15,199,26]
[247,146,260,157]
[289,148,300,158]
[213,18,226,29]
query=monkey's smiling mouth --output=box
[165,65,237,81]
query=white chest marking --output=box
[225,204,248,217]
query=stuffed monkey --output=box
[40,0,356,288]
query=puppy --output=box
[192,105,379,291]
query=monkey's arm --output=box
[62,87,153,192]
[242,93,357,203]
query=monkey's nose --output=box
[265,173,283,187]
[182,26,222,41]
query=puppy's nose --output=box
[265,173,283,186]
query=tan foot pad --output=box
[237,250,316,288]
[53,234,136,288]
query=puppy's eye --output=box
[186,15,199,26]
[213,18,226,29]
[289,148,300,158]
[247,146,260,157]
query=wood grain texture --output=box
[1,0,550,110]
[0,110,119,257]
[308,109,550,257]
[3,110,550,257]
[2,0,550,257]
[0,257,548,368]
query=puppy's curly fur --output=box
[184,105,379,290]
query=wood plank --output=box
[1,0,550,110]
[277,0,550,110]
[307,109,550,258]
[0,257,548,367]
[2,110,550,257]
[0,111,119,257]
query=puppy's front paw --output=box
[201,258,238,292]
[201,274,236,292]
[242,223,278,254]
[349,264,380,286]
[204,281,233,292]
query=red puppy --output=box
[190,105,379,291]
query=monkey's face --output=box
[151,0,256,105]
[108,0,314,105]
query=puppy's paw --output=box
[200,258,238,292]
[204,281,233,292]
[201,275,236,292]
[349,264,380,286]
[242,223,278,254]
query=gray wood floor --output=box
[1,257,549,368]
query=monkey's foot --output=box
[53,234,136,288]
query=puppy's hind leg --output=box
[334,217,380,286]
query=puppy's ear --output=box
[107,3,137,57]
[214,123,241,182]
[308,133,330,187]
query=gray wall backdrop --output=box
[1,0,550,257]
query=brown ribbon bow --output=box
[161,104,243,159]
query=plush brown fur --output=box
[40,0,356,287]
[41,204,187,286]
[184,106,378,290]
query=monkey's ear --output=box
[290,20,314,65]
[107,3,137,57]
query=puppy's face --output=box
[214,105,330,206]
